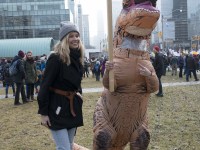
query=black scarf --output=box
[69,48,83,77]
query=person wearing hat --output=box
[12,50,29,105]
[153,45,164,97]
[37,21,87,150]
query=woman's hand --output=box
[41,115,51,128]
[105,61,114,71]
[138,63,152,77]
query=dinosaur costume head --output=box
[118,0,159,38]
[123,0,157,8]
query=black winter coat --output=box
[153,52,164,77]
[3,63,14,84]
[12,56,26,83]
[186,56,196,70]
[37,53,84,130]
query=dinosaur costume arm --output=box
[145,71,159,93]
[137,60,159,93]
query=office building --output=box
[158,0,200,49]
[77,4,83,41]
[67,0,78,25]
[0,0,72,40]
[82,15,90,47]
[173,0,189,48]
[187,0,200,50]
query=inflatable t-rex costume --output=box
[93,0,160,149]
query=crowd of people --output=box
[83,56,107,81]
[1,47,199,101]
[0,51,47,105]
[151,46,200,97]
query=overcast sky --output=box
[80,0,121,37]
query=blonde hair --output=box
[53,34,84,65]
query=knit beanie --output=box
[18,50,25,58]
[59,21,79,41]
[153,46,160,52]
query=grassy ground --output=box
[0,71,200,149]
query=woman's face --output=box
[68,32,80,49]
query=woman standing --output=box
[37,21,84,150]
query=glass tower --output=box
[0,0,71,40]
[173,0,189,48]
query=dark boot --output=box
[31,95,36,101]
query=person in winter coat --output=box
[37,21,87,150]
[2,60,15,98]
[186,54,199,82]
[13,50,29,105]
[93,61,101,81]
[34,69,42,94]
[170,55,178,76]
[40,60,46,72]
[83,57,89,78]
[0,58,7,87]
[100,58,107,78]
[24,51,37,101]
[178,53,184,78]
[153,45,164,97]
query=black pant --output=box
[186,69,198,81]
[26,83,34,99]
[157,75,163,94]
[15,83,26,104]
[179,66,183,78]
[5,83,15,96]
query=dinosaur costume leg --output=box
[129,120,150,150]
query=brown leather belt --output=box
[49,87,76,117]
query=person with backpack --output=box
[93,61,101,81]
[12,50,29,105]
[2,60,15,98]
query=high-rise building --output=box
[158,0,200,49]
[82,15,90,47]
[187,0,200,50]
[0,0,72,40]
[173,0,189,48]
[77,4,83,41]
[67,0,78,24]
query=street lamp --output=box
[161,9,182,51]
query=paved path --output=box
[82,80,200,93]
[0,80,200,99]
